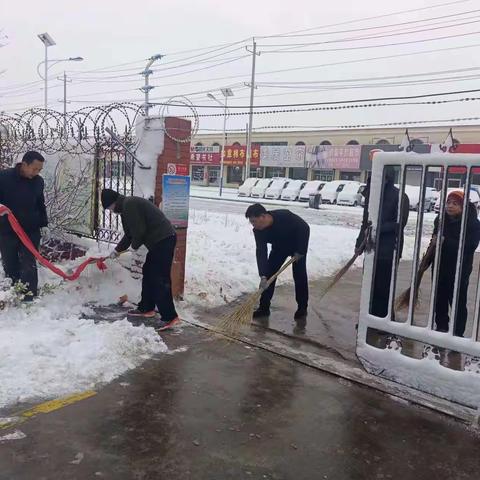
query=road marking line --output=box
[0,390,97,430]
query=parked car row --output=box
[238,177,480,214]
[238,178,366,206]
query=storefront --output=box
[189,145,260,186]
[312,169,334,181]
[306,145,362,182]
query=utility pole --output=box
[245,38,259,181]
[141,54,163,120]
[63,71,67,132]
[57,71,72,133]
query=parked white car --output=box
[251,178,274,198]
[238,177,259,197]
[434,188,480,213]
[320,180,348,205]
[281,180,307,201]
[336,182,365,207]
[299,180,325,202]
[403,185,436,212]
[265,178,290,200]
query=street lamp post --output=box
[207,88,234,197]
[37,32,83,110]
[37,33,56,110]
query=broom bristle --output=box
[395,288,412,310]
[218,290,262,334]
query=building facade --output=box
[191,125,480,188]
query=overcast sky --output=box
[2,0,480,134]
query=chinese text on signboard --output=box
[162,174,190,228]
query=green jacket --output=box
[115,195,175,251]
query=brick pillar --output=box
[155,117,191,299]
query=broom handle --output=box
[263,257,298,290]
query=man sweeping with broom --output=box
[245,203,310,320]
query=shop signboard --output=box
[306,145,361,170]
[260,145,306,167]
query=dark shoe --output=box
[156,317,180,331]
[253,307,270,318]
[294,308,307,320]
[128,309,156,318]
[293,318,306,335]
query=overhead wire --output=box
[261,29,480,54]
[259,15,480,50]
[258,0,473,38]
[259,8,480,39]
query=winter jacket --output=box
[0,164,48,235]
[433,203,480,282]
[115,195,175,252]
[356,179,409,260]
[253,209,310,277]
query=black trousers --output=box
[434,275,469,337]
[259,250,308,310]
[0,230,40,297]
[138,235,178,322]
[371,257,393,318]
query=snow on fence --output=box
[358,152,480,410]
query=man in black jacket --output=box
[101,189,179,331]
[245,203,310,319]
[0,151,48,300]
[356,169,409,318]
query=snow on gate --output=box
[357,152,480,411]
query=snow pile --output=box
[0,259,166,409]
[184,209,360,307]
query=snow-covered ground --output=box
[0,257,169,409]
[0,203,428,410]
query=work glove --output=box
[292,252,304,262]
[108,250,120,260]
[259,276,268,291]
[41,227,51,241]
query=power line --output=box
[261,29,480,54]
[148,87,480,109]
[258,0,473,38]
[259,16,480,50]
[256,65,480,86]
[260,8,480,39]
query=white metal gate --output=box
[357,152,480,410]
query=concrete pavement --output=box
[1,326,479,480]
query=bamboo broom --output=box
[395,238,436,311]
[218,256,297,335]
[316,251,361,303]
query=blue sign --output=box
[162,174,190,228]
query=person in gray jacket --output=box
[101,188,179,330]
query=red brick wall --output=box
[155,117,191,299]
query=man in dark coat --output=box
[432,190,480,336]
[0,151,48,299]
[356,169,410,317]
[245,203,310,319]
[101,188,179,331]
